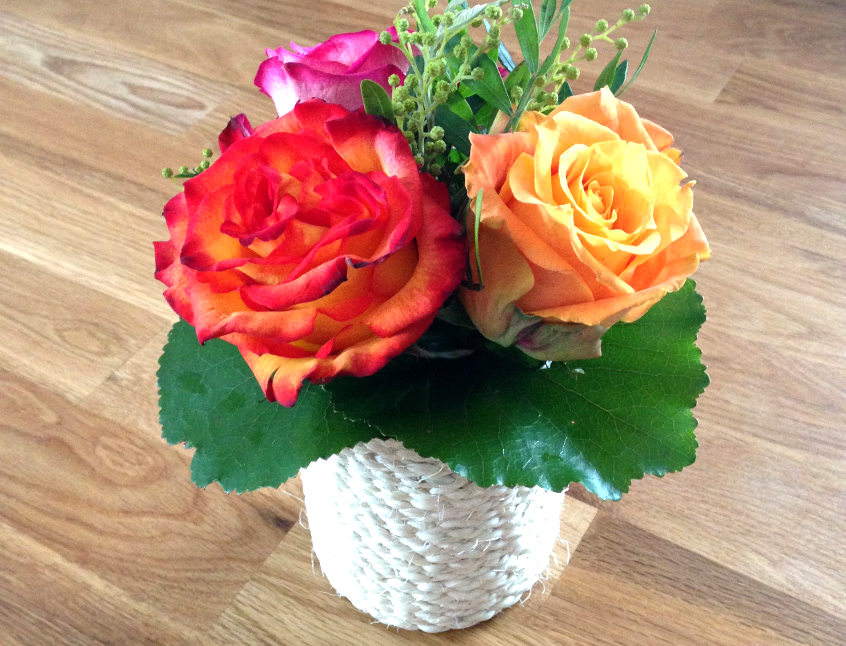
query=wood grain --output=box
[1,0,844,644]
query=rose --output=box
[255,29,408,116]
[460,88,710,361]
[154,100,465,406]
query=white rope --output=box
[300,438,565,633]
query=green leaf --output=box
[434,104,474,156]
[616,29,657,96]
[594,50,623,91]
[610,59,629,93]
[512,2,540,73]
[412,0,435,32]
[158,320,374,492]
[504,60,530,93]
[463,54,513,115]
[537,6,571,76]
[327,281,708,500]
[557,80,573,102]
[360,80,394,121]
[537,0,557,40]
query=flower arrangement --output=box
[155,0,710,501]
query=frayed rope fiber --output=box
[301,438,565,633]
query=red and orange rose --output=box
[461,88,710,360]
[155,100,465,406]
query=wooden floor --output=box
[1,1,844,644]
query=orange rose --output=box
[155,100,465,406]
[460,88,710,361]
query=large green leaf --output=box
[157,320,373,492]
[159,282,707,499]
[327,281,707,499]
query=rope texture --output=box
[301,438,564,632]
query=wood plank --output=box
[0,252,169,401]
[0,369,299,631]
[0,11,231,133]
[0,520,203,646]
[3,0,284,89]
[545,514,846,645]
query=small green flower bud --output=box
[404,98,417,112]
[161,167,174,178]
[638,4,651,16]
[433,90,449,105]
[430,126,445,140]
[443,11,455,27]
[471,17,483,28]
[595,19,609,32]
[615,37,628,50]
[433,140,447,154]
[534,76,545,88]
[579,33,592,47]
[424,141,435,154]
[622,8,636,22]
[585,47,598,61]
[452,44,466,58]
[414,154,425,166]
[430,163,443,175]
[436,80,450,93]
[432,14,442,26]
[426,0,437,8]
[488,25,501,39]
[202,148,213,158]
[461,34,472,48]
[485,34,499,49]
[422,32,436,46]
[393,85,408,100]
[484,5,502,20]
[428,59,447,77]
[510,7,524,21]
[527,101,540,111]
[178,165,189,175]
[406,115,420,129]
[392,100,406,115]
[408,32,423,45]
[565,65,580,81]
[471,67,485,81]
[388,73,401,87]
[200,159,210,170]
[562,36,570,49]
[404,131,415,144]
[396,18,409,31]
[509,86,524,102]
[379,31,392,45]
[553,72,566,85]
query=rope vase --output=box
[300,438,565,633]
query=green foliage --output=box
[616,29,657,95]
[159,282,708,499]
[157,321,374,492]
[463,54,513,115]
[360,80,395,121]
[512,2,539,73]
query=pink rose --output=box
[255,30,408,116]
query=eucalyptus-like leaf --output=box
[616,29,657,95]
[512,1,540,73]
[610,59,629,93]
[594,50,623,91]
[434,104,474,156]
[537,6,571,76]
[360,79,394,120]
[464,54,513,115]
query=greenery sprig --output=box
[362,0,652,178]
[161,147,214,181]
